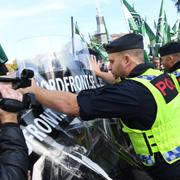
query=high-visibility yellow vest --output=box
[122,68,180,166]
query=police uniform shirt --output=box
[77,63,157,130]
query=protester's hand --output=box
[0,85,23,124]
[90,55,102,76]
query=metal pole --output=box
[71,16,75,57]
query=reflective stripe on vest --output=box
[137,75,157,81]
[137,154,155,165]
[138,146,180,165]
[172,71,180,77]
[163,146,180,162]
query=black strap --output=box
[142,132,153,155]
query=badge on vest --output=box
[151,74,178,103]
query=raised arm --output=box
[90,55,116,84]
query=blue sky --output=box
[0,0,179,61]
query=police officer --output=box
[159,42,180,91]
[20,33,180,180]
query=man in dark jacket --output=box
[0,85,28,180]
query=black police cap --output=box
[103,33,144,53]
[159,42,180,57]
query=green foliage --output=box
[122,0,180,57]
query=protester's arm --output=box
[90,55,116,84]
[0,86,28,180]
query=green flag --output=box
[144,21,155,42]
[89,41,108,62]
[178,22,180,41]
[163,11,171,44]
[170,20,180,41]
[156,0,164,45]
[0,44,8,63]
[141,21,151,62]
[121,0,141,32]
[75,22,80,35]
[121,0,157,61]
[75,21,86,43]
[154,20,157,30]
[172,20,179,33]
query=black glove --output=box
[0,93,32,112]
[0,98,26,112]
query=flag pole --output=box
[71,16,75,57]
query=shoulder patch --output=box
[150,74,178,103]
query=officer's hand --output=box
[90,55,102,76]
